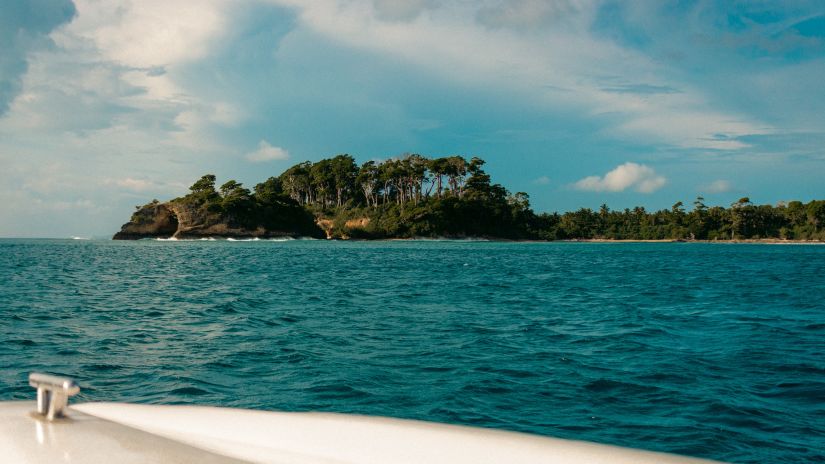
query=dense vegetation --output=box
[167,153,824,241]
[542,198,825,241]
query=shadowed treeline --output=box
[136,154,824,241]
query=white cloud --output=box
[372,0,435,21]
[107,178,153,192]
[574,162,666,193]
[0,0,76,115]
[700,179,732,194]
[614,112,764,150]
[58,0,228,68]
[245,140,290,162]
[265,0,769,150]
[104,177,186,193]
[532,175,551,185]
[476,0,584,30]
[0,0,248,237]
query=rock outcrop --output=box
[113,201,324,240]
[314,217,371,239]
[112,202,179,240]
[316,219,335,239]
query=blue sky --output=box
[1,0,824,237]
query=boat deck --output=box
[1,400,723,464]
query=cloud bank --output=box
[269,0,774,151]
[245,141,290,162]
[700,180,732,194]
[0,1,823,237]
[575,163,666,194]
[0,0,76,115]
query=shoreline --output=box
[562,238,825,244]
[5,236,823,244]
[104,236,825,244]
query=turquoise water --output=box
[1,239,823,463]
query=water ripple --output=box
[1,239,823,463]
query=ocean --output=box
[1,239,823,463]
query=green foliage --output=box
[253,177,283,204]
[160,158,823,241]
[184,174,220,206]
[537,197,823,241]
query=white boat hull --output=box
[1,401,723,463]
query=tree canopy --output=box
[163,154,825,241]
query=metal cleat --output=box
[28,373,80,420]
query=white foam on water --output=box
[403,237,491,242]
[149,236,329,242]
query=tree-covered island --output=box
[113,154,825,241]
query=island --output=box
[114,154,825,241]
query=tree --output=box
[808,200,825,233]
[185,174,220,206]
[219,180,252,219]
[190,174,217,194]
[785,201,806,227]
[509,192,532,229]
[310,159,333,206]
[280,162,311,205]
[428,157,448,198]
[357,161,380,207]
[464,165,490,199]
[443,156,468,197]
[407,154,429,204]
[253,177,283,205]
[219,180,242,197]
[688,196,708,239]
[559,208,598,239]
[378,159,399,205]
[330,154,358,207]
[730,197,753,239]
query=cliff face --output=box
[112,202,179,239]
[113,201,324,240]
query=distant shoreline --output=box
[112,164,825,243]
[103,236,825,244]
[2,237,824,245]
[559,238,824,244]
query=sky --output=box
[1,0,824,238]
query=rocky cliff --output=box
[112,202,179,239]
[113,200,324,240]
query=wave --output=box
[5,240,824,463]
[400,237,491,242]
[155,236,294,242]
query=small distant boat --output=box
[0,373,722,463]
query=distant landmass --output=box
[113,154,825,241]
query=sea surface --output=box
[1,239,823,463]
